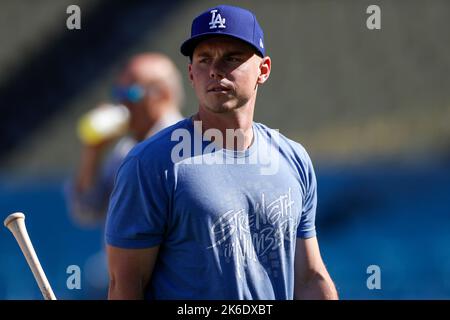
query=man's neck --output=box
[194,105,255,151]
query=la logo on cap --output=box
[209,9,226,29]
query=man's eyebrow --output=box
[226,50,248,55]
[195,52,212,57]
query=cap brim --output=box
[180,32,263,57]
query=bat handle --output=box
[4,212,57,300]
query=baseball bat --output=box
[4,212,57,300]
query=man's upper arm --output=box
[105,155,169,248]
[294,237,325,281]
[107,244,159,299]
[296,145,317,239]
[294,237,338,299]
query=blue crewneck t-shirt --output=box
[105,118,317,300]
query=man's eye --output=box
[198,58,210,63]
[227,57,240,62]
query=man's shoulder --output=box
[126,118,191,165]
[254,122,309,157]
[255,122,316,183]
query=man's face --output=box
[115,76,163,140]
[114,79,152,139]
[189,36,270,114]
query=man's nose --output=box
[123,101,139,113]
[209,59,225,79]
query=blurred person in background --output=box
[64,53,184,298]
[66,53,184,227]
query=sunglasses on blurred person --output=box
[112,84,158,104]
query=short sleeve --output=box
[105,156,169,248]
[296,151,317,239]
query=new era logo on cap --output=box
[180,5,265,57]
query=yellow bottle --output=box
[77,104,130,146]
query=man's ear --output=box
[257,56,271,84]
[188,63,194,87]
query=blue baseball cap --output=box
[180,5,265,58]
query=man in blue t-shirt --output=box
[105,5,338,300]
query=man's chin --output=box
[204,101,241,114]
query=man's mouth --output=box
[207,84,231,93]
